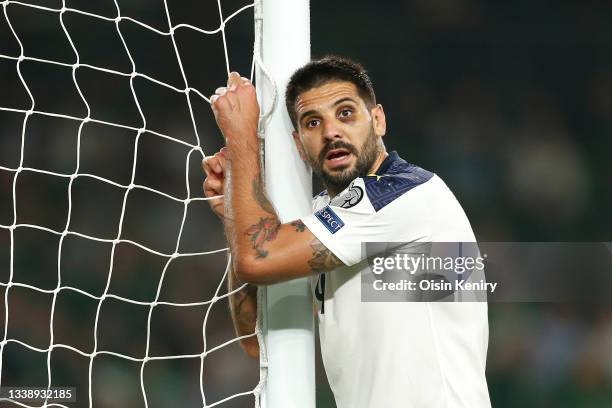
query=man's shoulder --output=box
[363,152,435,212]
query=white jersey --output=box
[301,152,491,408]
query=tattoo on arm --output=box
[244,172,282,258]
[228,264,257,340]
[252,175,276,214]
[234,284,257,326]
[246,217,280,258]
[290,220,306,232]
[308,238,344,273]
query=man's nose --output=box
[322,119,343,141]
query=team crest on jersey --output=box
[315,206,345,234]
[331,184,363,209]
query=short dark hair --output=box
[285,55,376,129]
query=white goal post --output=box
[254,0,315,407]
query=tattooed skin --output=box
[308,238,343,272]
[290,220,306,232]
[242,173,282,258]
[234,283,257,321]
[245,217,280,258]
[252,175,276,214]
[226,263,258,357]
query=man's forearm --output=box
[227,261,259,359]
[222,149,261,356]
[223,130,281,270]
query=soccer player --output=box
[203,56,491,407]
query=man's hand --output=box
[210,72,259,145]
[202,149,228,219]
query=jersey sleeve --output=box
[300,177,433,266]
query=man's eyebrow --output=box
[333,97,358,106]
[297,97,358,123]
[298,109,318,123]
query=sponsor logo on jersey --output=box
[331,184,364,209]
[315,206,345,234]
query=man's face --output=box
[292,81,386,194]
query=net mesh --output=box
[0,0,265,406]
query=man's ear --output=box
[371,104,387,137]
[292,130,308,163]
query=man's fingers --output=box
[203,181,215,197]
[203,176,225,219]
[218,148,230,165]
[204,176,223,196]
[227,71,241,89]
[202,156,214,175]
[211,74,250,111]
[211,87,228,106]
[203,155,223,175]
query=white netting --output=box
[0,0,270,406]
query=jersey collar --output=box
[372,150,400,176]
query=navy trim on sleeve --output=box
[364,151,434,212]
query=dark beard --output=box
[310,127,381,196]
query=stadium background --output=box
[0,0,611,406]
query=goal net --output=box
[0,0,299,406]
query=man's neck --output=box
[367,150,389,176]
[326,186,342,199]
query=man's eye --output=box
[306,119,320,128]
[339,109,353,118]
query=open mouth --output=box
[324,148,352,169]
[326,149,351,161]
